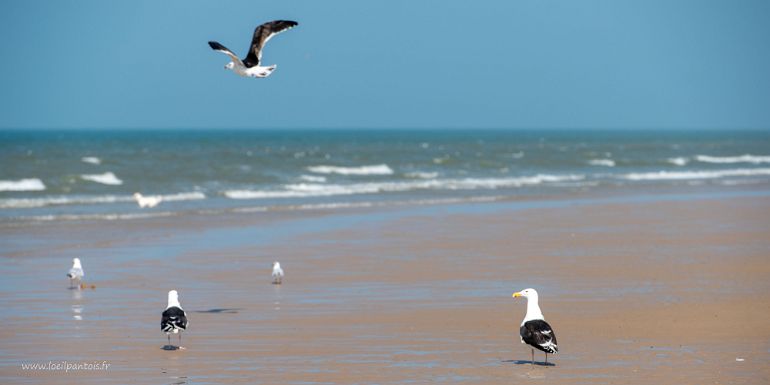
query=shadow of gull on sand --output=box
[502,359,556,367]
[191,308,241,314]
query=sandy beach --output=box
[1,190,769,384]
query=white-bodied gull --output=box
[272,261,284,284]
[67,258,84,288]
[133,192,162,208]
[208,20,298,78]
[513,288,559,365]
[161,290,188,349]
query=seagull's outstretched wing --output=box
[243,20,298,68]
[208,41,241,64]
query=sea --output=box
[2,129,769,224]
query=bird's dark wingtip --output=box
[274,20,298,28]
[208,41,223,50]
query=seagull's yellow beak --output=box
[513,292,522,298]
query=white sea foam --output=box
[299,175,327,183]
[667,157,689,166]
[0,192,205,209]
[0,178,46,192]
[160,192,206,201]
[0,195,127,209]
[405,172,438,179]
[695,154,770,164]
[16,211,177,222]
[81,156,101,165]
[622,168,770,181]
[80,172,123,185]
[7,195,508,224]
[307,164,394,175]
[224,174,584,200]
[587,159,615,167]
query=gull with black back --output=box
[512,288,559,365]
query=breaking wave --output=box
[695,154,770,164]
[81,172,123,185]
[0,178,46,192]
[0,192,205,209]
[224,174,584,199]
[307,164,394,175]
[587,159,615,167]
[621,168,770,181]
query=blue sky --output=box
[1,0,768,130]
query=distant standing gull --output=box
[161,290,188,349]
[208,20,298,78]
[513,288,559,365]
[133,192,162,208]
[272,261,284,284]
[67,258,84,288]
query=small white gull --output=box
[133,192,162,208]
[272,261,284,284]
[67,258,84,288]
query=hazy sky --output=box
[1,0,768,130]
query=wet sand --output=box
[1,191,769,384]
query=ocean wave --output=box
[695,154,770,164]
[0,195,128,209]
[622,168,770,181]
[587,159,615,167]
[81,172,123,185]
[81,156,101,165]
[8,195,508,224]
[224,174,584,199]
[283,196,501,212]
[0,192,206,209]
[667,157,689,166]
[0,178,46,192]
[299,175,327,183]
[405,172,438,179]
[307,164,394,175]
[14,211,178,222]
[160,192,207,202]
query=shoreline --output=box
[3,182,769,228]
[1,187,769,384]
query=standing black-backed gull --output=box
[272,261,284,284]
[513,288,558,365]
[67,258,84,288]
[161,290,188,349]
[208,20,298,78]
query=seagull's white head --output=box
[513,288,539,300]
[72,258,82,269]
[224,62,234,70]
[273,261,281,269]
[167,290,181,308]
[513,288,545,322]
[133,192,142,199]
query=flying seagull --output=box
[67,258,84,289]
[133,192,162,208]
[208,20,298,78]
[161,290,188,349]
[272,261,284,284]
[513,288,559,365]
